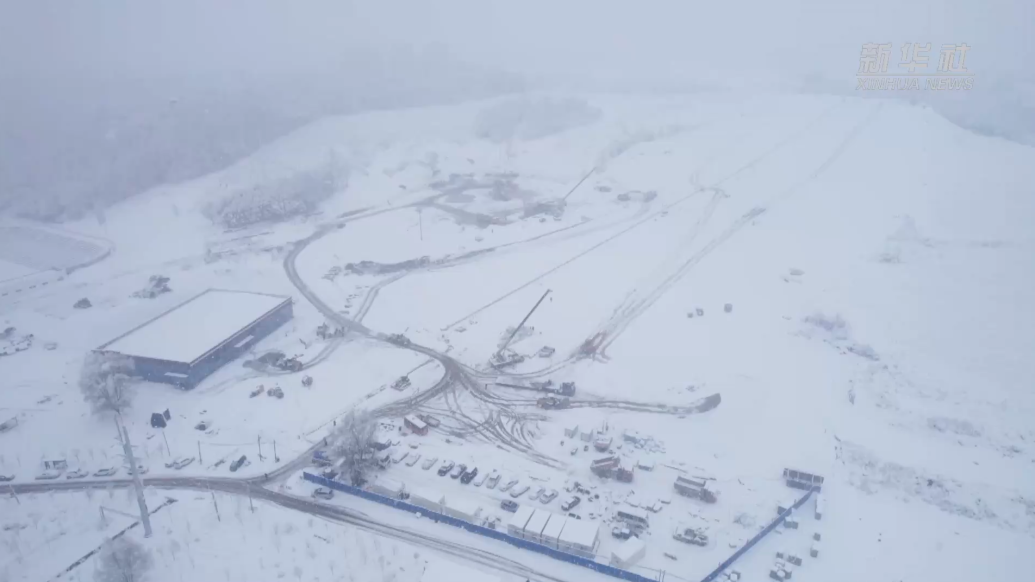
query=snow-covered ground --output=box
[0,489,516,582]
[2,91,1033,582]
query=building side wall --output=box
[184,301,293,388]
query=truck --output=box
[536,396,570,410]
[674,476,717,503]
[673,526,709,546]
[313,450,333,467]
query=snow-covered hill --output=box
[2,92,1032,582]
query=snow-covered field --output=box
[2,91,1033,582]
[0,489,515,582]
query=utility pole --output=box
[198,441,203,464]
[117,416,152,538]
[498,289,551,356]
[210,491,221,522]
[257,436,264,461]
[162,431,171,456]
[273,440,279,463]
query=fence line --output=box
[303,472,816,582]
[699,487,817,582]
[303,472,657,582]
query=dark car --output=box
[460,467,478,484]
[437,460,455,477]
[500,499,519,512]
[450,463,467,479]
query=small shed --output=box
[610,537,646,568]
[367,477,406,499]
[636,459,655,471]
[541,514,568,549]
[557,519,599,558]
[443,497,483,523]
[408,487,445,513]
[404,415,428,436]
[564,424,579,439]
[523,509,551,543]
[507,505,535,537]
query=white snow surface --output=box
[2,91,1034,582]
[99,289,289,363]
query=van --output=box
[313,487,334,500]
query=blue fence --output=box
[699,488,816,582]
[303,472,656,582]
[304,472,815,582]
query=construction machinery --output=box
[536,396,570,410]
[673,525,709,546]
[674,476,717,503]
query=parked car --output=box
[421,457,439,470]
[229,456,248,472]
[437,460,455,477]
[485,469,501,489]
[499,478,519,492]
[528,486,545,501]
[472,471,488,487]
[561,496,582,511]
[612,526,632,540]
[540,489,559,504]
[313,487,334,500]
[510,484,531,498]
[0,474,15,482]
[405,453,421,467]
[500,499,519,512]
[36,469,62,480]
[450,463,467,479]
[460,467,478,484]
[66,468,89,480]
[125,463,149,475]
[164,457,194,470]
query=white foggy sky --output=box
[2,0,1030,86]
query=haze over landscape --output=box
[0,2,1032,582]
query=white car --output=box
[313,487,334,500]
[472,472,488,487]
[66,468,89,479]
[93,467,119,477]
[485,470,501,489]
[540,489,559,504]
[499,478,519,492]
[405,453,421,467]
[528,486,545,501]
[124,464,149,476]
[0,474,15,482]
[35,469,63,480]
[165,457,194,470]
[510,484,531,498]
[421,456,439,470]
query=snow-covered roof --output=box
[558,518,599,549]
[98,289,290,364]
[611,537,646,563]
[508,505,535,532]
[445,497,482,516]
[541,513,568,542]
[421,558,500,582]
[404,415,428,430]
[408,486,445,505]
[525,509,551,537]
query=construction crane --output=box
[497,289,551,356]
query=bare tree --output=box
[330,410,377,486]
[80,352,137,416]
[94,537,153,582]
